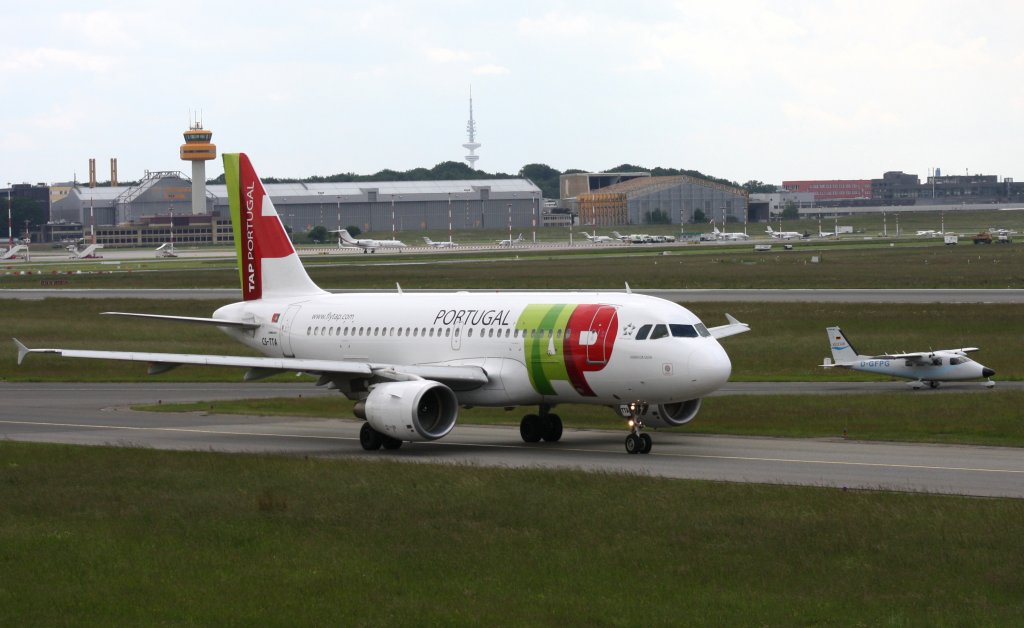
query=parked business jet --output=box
[497,233,524,247]
[765,226,804,240]
[712,226,750,241]
[821,326,995,389]
[15,152,750,454]
[334,228,406,253]
[579,231,616,244]
[423,236,458,248]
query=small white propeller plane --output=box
[15,152,751,454]
[333,228,406,253]
[822,326,995,389]
[423,236,458,248]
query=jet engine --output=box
[644,399,702,427]
[357,380,459,442]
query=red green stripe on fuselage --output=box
[516,303,618,397]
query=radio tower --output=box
[462,89,481,169]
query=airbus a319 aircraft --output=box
[15,153,750,454]
[822,326,995,389]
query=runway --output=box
[2,382,1021,498]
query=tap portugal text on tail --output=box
[15,152,749,454]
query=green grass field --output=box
[2,441,1022,625]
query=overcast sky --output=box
[3,1,1022,187]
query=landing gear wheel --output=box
[928,381,940,389]
[520,414,542,443]
[382,436,403,450]
[359,423,383,451]
[541,414,563,442]
[638,433,652,454]
[625,433,641,454]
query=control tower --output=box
[180,120,217,214]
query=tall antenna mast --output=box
[462,87,481,169]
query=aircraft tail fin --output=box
[223,153,326,302]
[423,236,433,245]
[826,326,861,363]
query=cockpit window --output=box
[635,324,652,340]
[670,324,699,338]
[695,323,711,337]
[949,357,965,365]
[649,324,669,340]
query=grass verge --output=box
[1,441,1022,625]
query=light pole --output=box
[391,195,400,239]
[507,202,512,247]
[447,192,453,244]
[6,184,12,250]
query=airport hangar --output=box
[45,170,751,246]
[47,172,544,246]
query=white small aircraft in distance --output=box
[765,226,804,240]
[579,231,616,244]
[712,226,750,241]
[333,228,406,253]
[497,233,524,247]
[15,152,751,454]
[423,236,458,248]
[822,326,995,389]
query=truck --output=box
[972,232,992,245]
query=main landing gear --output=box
[519,405,563,443]
[624,400,653,455]
[359,422,403,450]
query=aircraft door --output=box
[280,304,302,358]
[585,305,618,365]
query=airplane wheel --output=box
[625,433,641,454]
[360,423,383,450]
[928,381,940,389]
[541,414,563,442]
[520,414,542,443]
[382,436,403,450]
[639,433,652,454]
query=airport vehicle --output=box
[972,232,992,245]
[578,231,617,244]
[765,226,804,240]
[334,228,406,253]
[155,243,178,257]
[0,244,29,260]
[15,152,751,454]
[496,233,524,247]
[67,242,103,259]
[821,326,995,389]
[423,236,458,248]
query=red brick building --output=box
[782,179,872,201]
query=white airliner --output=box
[765,226,804,240]
[15,152,751,454]
[579,231,616,244]
[334,228,406,253]
[423,236,458,248]
[822,326,995,389]
[497,233,524,247]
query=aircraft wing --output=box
[708,313,750,339]
[13,339,489,389]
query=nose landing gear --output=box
[624,401,653,454]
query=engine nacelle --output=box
[360,380,459,442]
[644,399,702,427]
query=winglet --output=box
[13,338,32,365]
[708,313,750,339]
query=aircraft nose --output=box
[688,341,732,394]
[982,367,996,378]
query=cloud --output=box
[0,47,116,74]
[472,64,510,75]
